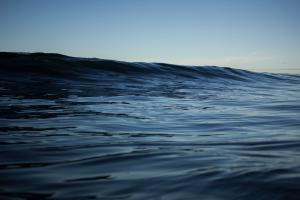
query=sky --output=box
[1,0,300,73]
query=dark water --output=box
[1,53,300,200]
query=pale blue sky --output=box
[1,0,300,72]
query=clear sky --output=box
[1,0,300,73]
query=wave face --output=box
[1,52,300,200]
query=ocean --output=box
[1,52,300,200]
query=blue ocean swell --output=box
[0,52,300,200]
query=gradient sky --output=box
[1,0,300,73]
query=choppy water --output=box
[1,53,300,200]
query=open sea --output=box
[1,52,300,200]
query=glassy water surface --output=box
[1,53,300,199]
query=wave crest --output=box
[0,52,297,83]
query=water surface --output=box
[1,53,300,199]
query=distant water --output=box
[1,53,300,200]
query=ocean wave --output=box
[1,52,300,200]
[1,52,297,83]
